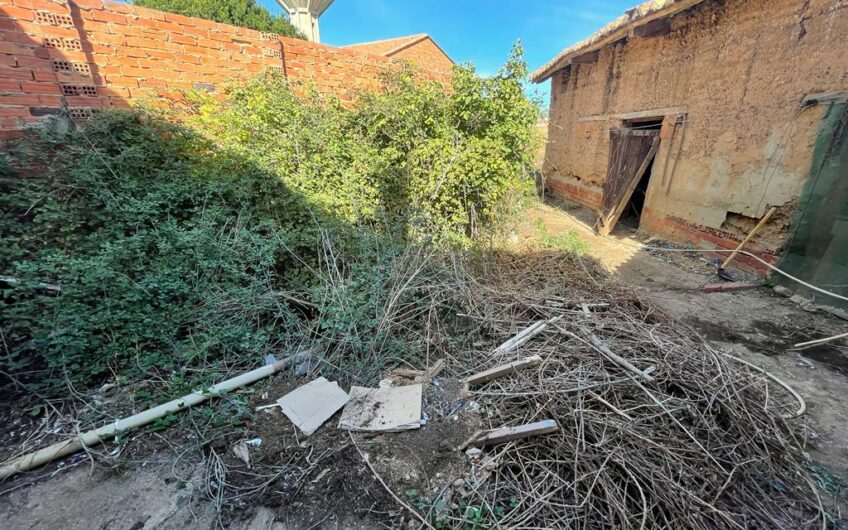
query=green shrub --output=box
[1,113,309,393]
[0,46,539,398]
[133,0,303,38]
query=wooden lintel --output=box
[471,420,558,447]
[572,49,600,65]
[633,17,671,38]
[578,107,686,122]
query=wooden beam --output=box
[633,17,671,38]
[598,135,661,235]
[465,355,543,386]
[719,206,777,270]
[572,49,600,64]
[700,282,761,293]
[471,420,558,447]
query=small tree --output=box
[133,0,303,38]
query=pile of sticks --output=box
[445,251,825,529]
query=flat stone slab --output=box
[277,377,350,436]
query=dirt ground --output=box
[0,370,482,530]
[1,199,846,529]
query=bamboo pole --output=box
[0,356,296,480]
[720,206,777,270]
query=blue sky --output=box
[260,0,637,103]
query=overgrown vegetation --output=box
[534,218,589,253]
[133,0,303,38]
[0,47,540,399]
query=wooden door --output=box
[597,129,660,235]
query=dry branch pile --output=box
[446,251,825,529]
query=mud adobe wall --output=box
[544,0,847,264]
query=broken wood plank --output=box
[411,359,446,383]
[699,282,761,293]
[465,355,543,386]
[582,329,656,382]
[426,359,445,378]
[392,368,425,378]
[471,420,558,447]
[492,316,561,356]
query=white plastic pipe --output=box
[0,357,293,480]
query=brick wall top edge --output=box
[278,36,394,64]
[95,0,312,46]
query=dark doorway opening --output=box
[618,155,655,229]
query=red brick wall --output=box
[0,0,451,132]
[641,206,778,275]
[390,38,453,74]
[547,177,603,211]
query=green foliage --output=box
[534,218,589,254]
[189,43,540,241]
[133,0,302,38]
[1,112,305,394]
[0,45,539,399]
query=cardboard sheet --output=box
[338,384,423,432]
[277,377,349,436]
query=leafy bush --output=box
[133,0,303,38]
[0,46,539,398]
[188,44,540,240]
[1,113,312,393]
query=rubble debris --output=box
[0,355,297,480]
[773,285,793,297]
[339,384,423,432]
[821,304,848,321]
[348,431,436,529]
[454,253,823,528]
[465,355,543,386]
[232,441,251,467]
[456,429,485,452]
[289,345,325,376]
[470,420,558,447]
[789,294,819,313]
[277,377,350,436]
[699,282,760,293]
